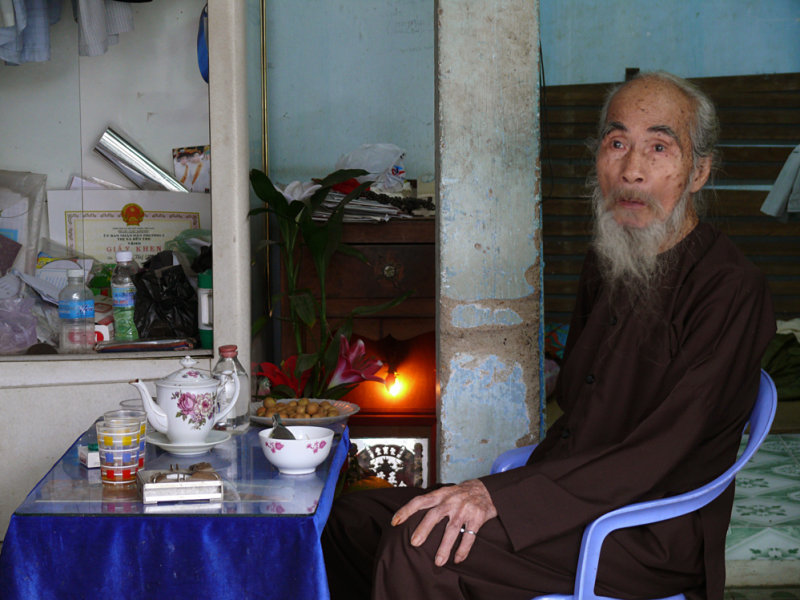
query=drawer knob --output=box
[383,265,397,279]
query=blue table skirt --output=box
[0,427,349,600]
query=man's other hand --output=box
[390,479,498,566]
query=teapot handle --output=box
[213,371,240,425]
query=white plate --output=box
[250,399,360,426]
[147,430,231,456]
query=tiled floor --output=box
[726,433,800,586]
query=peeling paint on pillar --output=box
[437,0,541,484]
[441,353,531,470]
[451,304,523,328]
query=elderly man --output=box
[322,71,775,600]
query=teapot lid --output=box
[160,356,216,387]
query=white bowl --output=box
[258,426,334,475]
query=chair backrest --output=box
[570,369,778,600]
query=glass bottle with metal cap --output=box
[212,344,249,429]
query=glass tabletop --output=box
[15,422,347,517]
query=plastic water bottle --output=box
[111,251,140,341]
[212,344,249,429]
[58,269,95,353]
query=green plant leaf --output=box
[317,168,368,188]
[323,331,344,373]
[289,290,317,327]
[300,219,331,266]
[320,180,372,267]
[296,352,321,375]
[250,170,290,217]
[305,168,368,213]
[251,315,269,336]
[269,384,297,399]
[351,290,413,316]
[334,243,367,263]
[335,320,353,344]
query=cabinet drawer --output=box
[298,244,435,300]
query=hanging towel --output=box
[761,144,800,222]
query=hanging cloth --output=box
[761,144,800,223]
[0,0,62,64]
[73,0,133,57]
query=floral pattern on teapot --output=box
[172,390,215,430]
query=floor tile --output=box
[727,433,800,580]
[726,588,800,600]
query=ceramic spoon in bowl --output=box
[270,414,295,440]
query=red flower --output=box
[327,336,384,391]
[257,356,311,398]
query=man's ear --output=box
[689,156,712,193]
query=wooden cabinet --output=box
[280,218,436,353]
[280,218,438,482]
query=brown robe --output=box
[322,223,775,600]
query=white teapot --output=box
[130,356,239,445]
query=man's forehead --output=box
[604,78,694,137]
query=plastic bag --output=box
[0,170,46,276]
[335,143,406,193]
[164,228,212,264]
[0,297,38,354]
[133,251,198,339]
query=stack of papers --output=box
[312,192,412,223]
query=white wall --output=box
[0,0,210,190]
[540,0,800,86]
[263,0,435,185]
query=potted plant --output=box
[249,168,410,400]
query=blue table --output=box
[0,423,348,600]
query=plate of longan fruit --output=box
[250,397,360,426]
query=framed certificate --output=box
[47,190,211,264]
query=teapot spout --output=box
[130,379,168,434]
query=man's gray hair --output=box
[590,71,720,215]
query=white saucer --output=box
[147,430,231,456]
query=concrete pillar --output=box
[437,0,542,483]
[208,1,252,376]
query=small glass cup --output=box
[119,398,144,411]
[104,408,147,470]
[96,420,140,449]
[100,464,139,485]
[105,409,147,439]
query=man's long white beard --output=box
[591,182,692,298]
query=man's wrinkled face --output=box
[595,78,710,237]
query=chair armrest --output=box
[490,444,537,474]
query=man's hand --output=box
[390,479,497,567]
